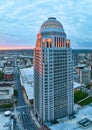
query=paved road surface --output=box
[14,57,38,130]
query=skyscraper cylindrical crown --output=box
[40,17,65,34]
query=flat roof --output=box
[20,67,33,76]
[0,113,10,130]
[24,83,34,100]
[20,67,33,82]
[20,67,34,100]
[0,83,13,87]
[73,82,81,89]
[77,64,86,68]
[4,71,13,75]
[78,118,92,128]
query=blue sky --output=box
[0,0,92,49]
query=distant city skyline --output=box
[0,0,92,49]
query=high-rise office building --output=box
[80,67,91,84]
[34,17,74,122]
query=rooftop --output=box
[20,67,34,100]
[24,83,34,100]
[77,64,86,68]
[73,82,81,89]
[0,83,13,87]
[0,112,10,130]
[4,70,13,75]
[20,67,33,83]
[78,118,92,128]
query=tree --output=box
[74,90,88,103]
[14,89,18,96]
[0,72,4,80]
[1,103,13,108]
[86,83,91,89]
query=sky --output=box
[0,0,92,49]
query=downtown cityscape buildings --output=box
[0,19,92,129]
[34,17,74,122]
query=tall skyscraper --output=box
[34,17,74,122]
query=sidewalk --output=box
[78,96,90,103]
[30,110,49,130]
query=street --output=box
[14,56,38,130]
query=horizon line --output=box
[0,46,92,51]
[0,46,35,50]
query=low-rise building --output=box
[80,67,91,84]
[4,70,14,81]
[0,113,11,130]
[20,67,33,104]
[0,83,14,105]
[0,60,6,68]
[73,82,81,91]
